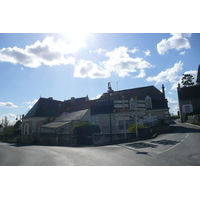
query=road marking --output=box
[157,142,182,154]
[185,133,189,138]
[157,133,190,154]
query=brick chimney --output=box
[71,97,75,103]
[162,84,165,98]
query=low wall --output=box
[93,125,171,146]
[40,133,77,146]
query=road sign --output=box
[132,111,146,116]
[114,109,129,113]
[135,107,146,111]
[136,104,146,107]
[114,104,129,108]
[114,100,128,104]
[115,116,130,121]
[137,100,145,103]
[114,113,130,117]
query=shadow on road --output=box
[126,142,157,149]
[151,139,180,145]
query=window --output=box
[145,96,152,109]
[185,106,190,113]
[182,104,193,113]
[24,123,29,135]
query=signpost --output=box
[115,116,130,121]
[130,97,146,138]
[113,96,147,139]
[114,100,128,104]
[113,97,130,139]
[114,104,129,108]
[114,109,129,113]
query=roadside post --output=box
[114,96,129,139]
[130,97,146,138]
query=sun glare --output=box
[63,32,87,42]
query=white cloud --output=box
[157,33,191,55]
[129,47,139,53]
[92,94,102,100]
[143,49,151,56]
[168,91,174,94]
[24,99,38,105]
[0,36,83,68]
[166,97,179,115]
[179,51,186,55]
[94,48,107,54]
[133,69,146,78]
[0,113,17,125]
[74,60,110,79]
[103,46,154,78]
[0,102,18,108]
[167,97,178,104]
[146,61,183,88]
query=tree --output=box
[181,74,195,87]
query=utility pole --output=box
[116,80,120,91]
[108,82,114,142]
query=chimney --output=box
[162,84,165,98]
[71,97,75,103]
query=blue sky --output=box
[1,33,200,124]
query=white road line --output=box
[157,133,190,154]
[157,142,182,154]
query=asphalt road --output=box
[1,120,200,166]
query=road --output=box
[1,120,200,166]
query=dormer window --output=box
[145,96,152,109]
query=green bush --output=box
[73,122,101,135]
[128,124,145,133]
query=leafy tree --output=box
[181,74,195,87]
[13,120,22,136]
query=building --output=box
[91,85,170,134]
[21,84,170,145]
[177,64,200,122]
[0,124,3,134]
[21,96,96,144]
[40,109,96,145]
[177,84,200,122]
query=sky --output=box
[1,33,200,124]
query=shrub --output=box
[128,124,145,133]
[73,122,101,135]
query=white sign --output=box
[134,107,146,111]
[114,104,129,108]
[137,104,146,107]
[137,100,145,103]
[114,113,130,117]
[114,100,128,104]
[132,111,146,116]
[115,116,130,121]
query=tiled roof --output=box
[98,85,164,102]
[54,109,89,122]
[24,97,96,119]
[41,109,89,129]
[41,121,70,129]
[91,85,168,115]
[24,98,67,118]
